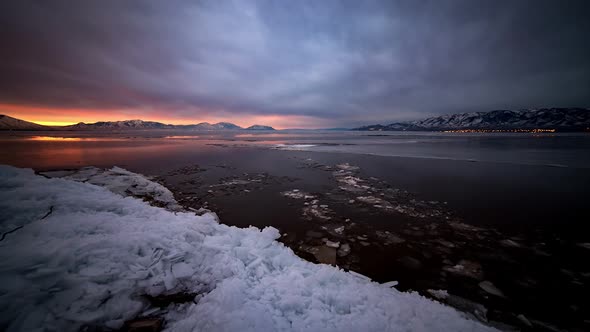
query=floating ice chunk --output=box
[478,281,506,298]
[302,204,333,221]
[376,231,405,245]
[337,243,351,257]
[338,176,363,187]
[446,295,488,323]
[336,163,360,171]
[324,240,340,248]
[281,189,315,200]
[222,179,252,186]
[444,260,484,280]
[517,314,532,327]
[436,239,455,248]
[381,281,399,288]
[428,289,449,300]
[500,239,521,248]
[273,144,317,150]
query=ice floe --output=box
[273,144,318,150]
[427,289,450,300]
[280,189,316,200]
[478,281,506,298]
[443,260,485,280]
[335,163,360,171]
[302,203,333,221]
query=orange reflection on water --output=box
[1,139,208,170]
[235,133,308,138]
[27,136,83,141]
[164,136,200,139]
[26,136,127,142]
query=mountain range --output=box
[354,108,590,132]
[0,114,49,130]
[0,115,275,131]
[3,108,590,132]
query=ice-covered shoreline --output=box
[0,165,495,331]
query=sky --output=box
[1,0,589,129]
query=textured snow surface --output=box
[41,166,181,211]
[0,165,495,332]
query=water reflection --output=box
[1,131,589,169]
[234,133,311,138]
[26,136,131,142]
[0,138,213,171]
[164,136,200,139]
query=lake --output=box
[2,129,590,328]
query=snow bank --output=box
[40,166,182,211]
[0,165,495,331]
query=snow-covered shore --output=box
[0,165,495,331]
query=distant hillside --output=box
[66,120,248,130]
[245,125,275,130]
[64,120,244,130]
[0,117,276,131]
[354,108,590,132]
[0,114,52,130]
[183,122,243,130]
[65,120,173,130]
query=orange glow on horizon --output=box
[27,136,83,141]
[0,103,328,129]
[25,136,130,142]
[34,121,79,126]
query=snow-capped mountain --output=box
[355,108,590,131]
[0,116,277,131]
[186,122,243,130]
[67,119,248,130]
[0,114,52,130]
[213,122,242,130]
[246,125,275,130]
[66,119,173,130]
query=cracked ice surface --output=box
[0,165,495,332]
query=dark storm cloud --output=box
[1,0,589,126]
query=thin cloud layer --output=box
[1,0,589,127]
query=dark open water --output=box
[1,130,589,231]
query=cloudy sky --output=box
[1,0,589,128]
